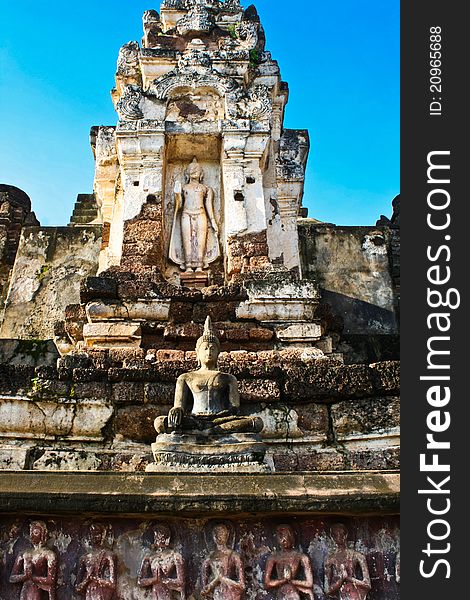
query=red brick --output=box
[249,328,274,342]
[156,349,185,362]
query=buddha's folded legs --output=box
[154,415,264,435]
[212,416,264,434]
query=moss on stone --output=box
[227,24,238,39]
[37,264,51,281]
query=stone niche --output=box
[163,133,223,285]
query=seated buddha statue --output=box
[154,317,263,436]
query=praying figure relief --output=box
[75,524,117,600]
[138,524,185,600]
[169,158,220,273]
[264,525,314,600]
[9,521,58,600]
[201,523,245,600]
[324,524,371,600]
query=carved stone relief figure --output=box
[201,523,245,600]
[1,521,23,596]
[264,525,314,600]
[9,521,58,600]
[138,523,185,600]
[324,524,371,600]
[168,158,220,273]
[154,317,263,435]
[75,523,117,600]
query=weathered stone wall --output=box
[0,226,101,340]
[0,354,399,472]
[0,185,39,311]
[74,272,326,353]
[299,222,398,336]
[0,340,59,367]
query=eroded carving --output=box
[324,524,371,600]
[176,2,214,36]
[233,85,272,120]
[169,158,220,272]
[236,21,259,51]
[116,85,144,121]
[116,42,140,77]
[201,523,244,600]
[142,11,163,48]
[9,521,58,600]
[156,317,262,435]
[149,317,266,470]
[276,130,309,182]
[138,524,185,600]
[264,525,314,600]
[93,127,117,166]
[178,39,213,74]
[166,92,224,123]
[75,523,117,600]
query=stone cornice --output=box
[0,471,399,516]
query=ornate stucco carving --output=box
[116,85,144,120]
[116,41,141,77]
[231,85,272,121]
[149,70,237,101]
[177,39,213,73]
[176,2,214,36]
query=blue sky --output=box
[0,0,399,226]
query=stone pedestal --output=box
[148,432,269,473]
[180,270,209,289]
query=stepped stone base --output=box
[148,432,269,473]
[180,270,209,289]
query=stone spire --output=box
[92,0,310,289]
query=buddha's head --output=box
[187,157,204,182]
[196,317,221,368]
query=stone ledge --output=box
[0,471,399,515]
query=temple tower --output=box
[94,0,309,288]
